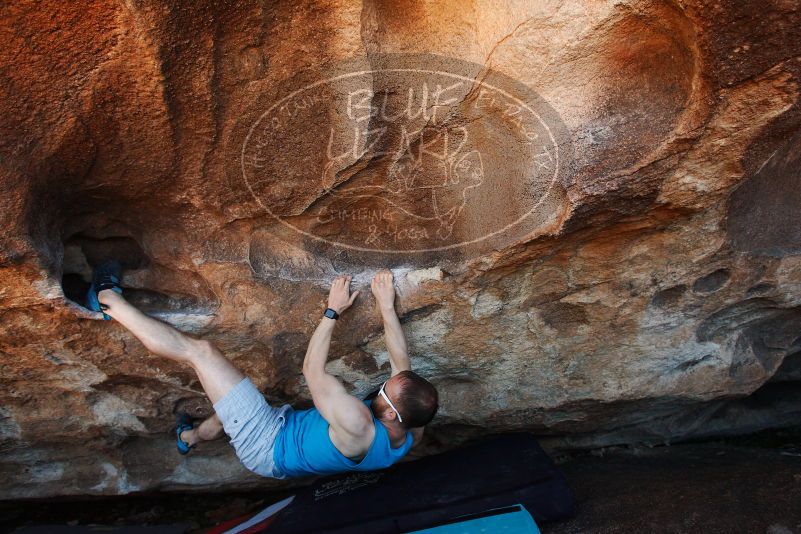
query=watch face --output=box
[324,308,338,319]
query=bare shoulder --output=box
[339,400,374,436]
[329,408,375,458]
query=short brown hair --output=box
[395,370,438,428]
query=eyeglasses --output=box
[378,380,403,423]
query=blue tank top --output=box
[273,399,413,478]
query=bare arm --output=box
[371,270,411,376]
[302,276,371,436]
[372,270,430,440]
[381,302,410,376]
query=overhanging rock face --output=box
[1,0,801,498]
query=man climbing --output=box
[88,264,438,479]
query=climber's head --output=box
[372,370,438,429]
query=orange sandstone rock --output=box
[1,0,800,497]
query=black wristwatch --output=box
[323,308,340,320]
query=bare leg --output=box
[181,414,224,447]
[98,289,244,405]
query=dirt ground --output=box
[3,430,801,533]
[544,438,801,534]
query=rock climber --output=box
[85,263,438,479]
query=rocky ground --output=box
[3,428,800,533]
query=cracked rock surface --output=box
[1,0,801,497]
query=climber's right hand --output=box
[327,275,359,314]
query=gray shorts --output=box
[213,377,292,479]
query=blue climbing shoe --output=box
[86,260,123,320]
[175,413,196,455]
